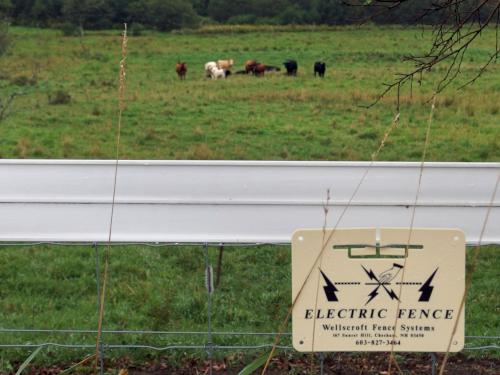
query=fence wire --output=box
[0,242,498,374]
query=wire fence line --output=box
[0,328,497,340]
[0,241,498,374]
[0,334,497,351]
[0,343,498,351]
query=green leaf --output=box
[15,346,43,375]
[58,354,95,375]
[238,350,279,375]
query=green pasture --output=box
[0,26,498,161]
[0,25,498,371]
[0,244,498,371]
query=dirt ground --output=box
[14,353,500,374]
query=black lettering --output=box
[445,310,454,319]
[420,309,429,319]
[305,309,313,319]
[432,310,442,319]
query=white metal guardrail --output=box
[0,160,498,245]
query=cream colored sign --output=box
[292,228,465,352]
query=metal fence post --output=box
[204,243,214,375]
[318,352,325,375]
[93,242,104,375]
[430,353,438,375]
[215,243,224,288]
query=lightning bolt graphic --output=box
[384,287,400,301]
[362,265,400,304]
[363,266,381,305]
[419,268,438,302]
[366,288,379,305]
[319,270,339,302]
[362,266,377,281]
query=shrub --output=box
[227,14,257,25]
[59,22,80,37]
[129,22,146,36]
[48,90,71,105]
[11,75,37,86]
[140,0,199,31]
[0,19,9,56]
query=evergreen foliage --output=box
[4,0,484,31]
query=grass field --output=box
[0,25,499,372]
[1,26,499,161]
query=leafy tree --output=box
[207,0,248,22]
[208,0,289,22]
[0,0,11,55]
[279,4,305,24]
[0,18,9,55]
[192,0,209,17]
[62,0,112,34]
[0,0,13,16]
[30,0,50,25]
[139,0,198,31]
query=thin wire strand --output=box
[0,343,496,351]
[94,23,128,374]
[388,94,436,375]
[0,328,496,340]
[311,190,331,353]
[309,190,332,372]
[438,170,500,375]
[261,110,401,375]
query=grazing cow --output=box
[283,59,298,76]
[245,60,259,74]
[314,61,326,77]
[235,70,247,75]
[210,67,230,80]
[205,61,217,77]
[264,65,281,72]
[175,61,187,80]
[217,59,234,70]
[252,64,266,76]
[252,64,282,76]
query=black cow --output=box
[265,65,281,72]
[283,59,298,76]
[314,61,326,77]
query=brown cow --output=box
[253,63,266,76]
[176,61,187,80]
[245,60,259,74]
[250,64,281,76]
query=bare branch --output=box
[351,0,500,106]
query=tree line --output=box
[0,0,495,33]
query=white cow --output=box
[210,67,226,80]
[204,61,217,77]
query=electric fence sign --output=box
[291,228,465,352]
